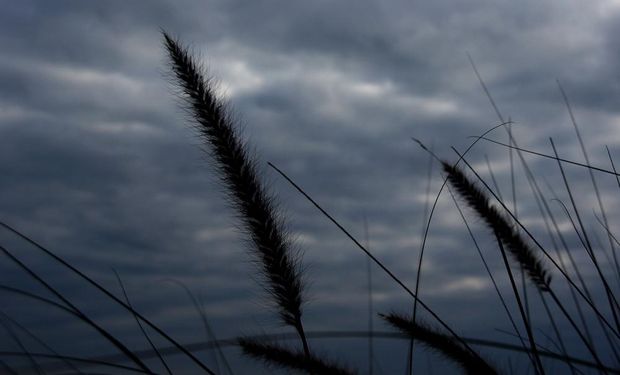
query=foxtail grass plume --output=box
[381,312,498,375]
[443,161,551,292]
[238,337,356,375]
[163,32,308,349]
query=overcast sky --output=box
[1,1,620,374]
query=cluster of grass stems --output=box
[1,32,620,374]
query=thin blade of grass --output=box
[451,148,620,336]
[493,230,546,375]
[557,80,620,280]
[0,220,215,374]
[114,271,172,375]
[0,315,43,375]
[54,330,620,374]
[362,214,374,375]
[0,244,152,374]
[163,279,234,375]
[267,161,484,362]
[0,359,18,375]
[549,139,620,329]
[447,186,532,365]
[474,136,620,178]
[408,145,435,375]
[1,352,151,374]
[0,286,150,373]
[0,311,84,374]
[453,150,610,370]
[536,289,580,375]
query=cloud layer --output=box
[1,1,620,373]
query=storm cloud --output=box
[1,1,620,373]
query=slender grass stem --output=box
[26,330,620,374]
[549,139,620,331]
[0,316,43,375]
[1,352,151,374]
[267,162,484,362]
[453,150,613,370]
[451,150,620,340]
[114,271,172,375]
[521,161,597,351]
[493,232,546,375]
[408,146,435,375]
[543,181,614,357]
[447,187,533,365]
[363,215,374,375]
[0,359,17,375]
[164,280,234,375]
[0,244,152,374]
[537,289,579,375]
[475,137,620,178]
[557,81,620,280]
[0,221,216,374]
[483,131,620,358]
[0,311,84,374]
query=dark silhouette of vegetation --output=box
[0,31,619,374]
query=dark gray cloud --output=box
[1,0,619,373]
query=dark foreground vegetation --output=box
[0,32,619,374]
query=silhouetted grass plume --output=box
[2,30,620,375]
[238,337,356,375]
[442,161,551,292]
[381,312,498,375]
[163,31,311,356]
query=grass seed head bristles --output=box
[162,32,307,335]
[238,337,357,375]
[380,312,498,375]
[442,161,552,292]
